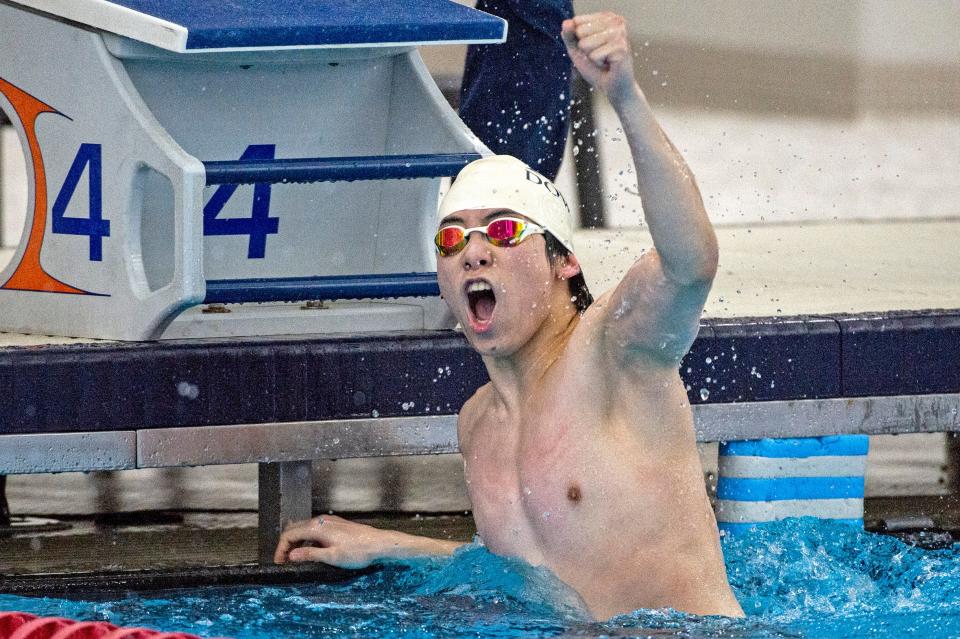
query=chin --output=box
[466,331,525,358]
[464,331,500,355]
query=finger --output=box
[566,47,592,75]
[321,514,347,523]
[274,535,295,564]
[274,526,302,563]
[273,525,330,564]
[575,28,617,55]
[280,526,329,546]
[570,14,614,40]
[588,42,627,68]
[561,20,579,50]
[288,546,338,564]
[274,531,307,564]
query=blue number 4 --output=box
[203,144,279,259]
[52,143,110,262]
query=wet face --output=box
[436,208,564,357]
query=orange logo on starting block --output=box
[0,77,92,295]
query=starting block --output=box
[0,0,504,340]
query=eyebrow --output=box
[484,209,519,222]
[440,210,520,226]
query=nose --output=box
[460,230,491,270]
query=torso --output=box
[459,313,743,620]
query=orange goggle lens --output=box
[435,226,468,256]
[434,218,532,257]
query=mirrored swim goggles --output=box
[434,216,545,257]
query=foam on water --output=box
[3,519,960,638]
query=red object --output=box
[9,617,72,639]
[0,614,35,637]
[0,613,224,639]
[50,622,119,639]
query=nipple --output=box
[566,484,582,503]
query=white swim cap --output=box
[438,155,575,254]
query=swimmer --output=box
[276,11,744,620]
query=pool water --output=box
[3,518,960,638]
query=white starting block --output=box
[0,0,503,340]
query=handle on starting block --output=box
[203,153,482,185]
[205,272,440,305]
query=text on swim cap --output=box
[525,170,570,212]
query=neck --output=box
[482,299,579,413]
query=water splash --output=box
[3,521,960,638]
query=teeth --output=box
[466,281,493,293]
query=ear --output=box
[554,252,582,281]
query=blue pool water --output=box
[3,518,960,638]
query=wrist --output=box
[387,530,460,558]
[607,80,646,111]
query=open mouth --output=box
[465,280,497,330]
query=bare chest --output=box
[463,398,610,558]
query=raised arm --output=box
[275,514,465,568]
[563,13,718,365]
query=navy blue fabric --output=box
[459,0,574,180]
[105,0,506,49]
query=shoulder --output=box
[577,249,710,369]
[561,284,681,391]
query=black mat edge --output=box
[0,562,376,599]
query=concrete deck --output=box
[578,218,959,316]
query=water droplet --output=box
[176,381,200,400]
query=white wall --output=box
[857,0,960,65]
[575,0,960,65]
[574,0,857,58]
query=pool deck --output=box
[576,218,960,317]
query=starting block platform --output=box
[0,0,505,340]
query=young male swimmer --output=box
[275,12,744,620]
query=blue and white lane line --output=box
[716,435,869,532]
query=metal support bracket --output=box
[258,461,313,565]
